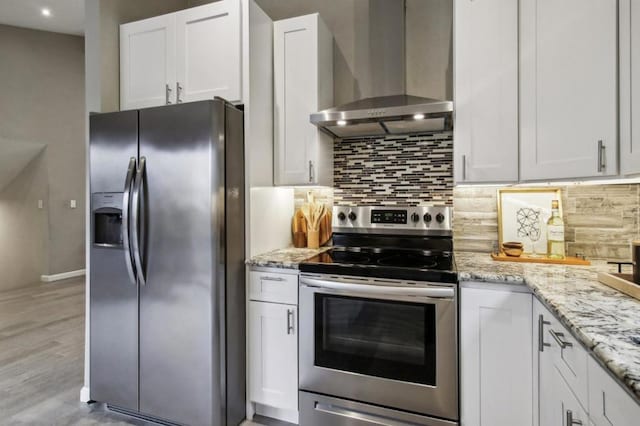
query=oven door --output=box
[299,274,458,421]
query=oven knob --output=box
[337,212,346,221]
[424,213,432,223]
[411,212,420,223]
[348,211,357,221]
[436,213,445,223]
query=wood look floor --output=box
[0,278,272,426]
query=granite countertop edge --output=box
[245,246,331,270]
[456,251,640,402]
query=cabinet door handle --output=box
[286,309,294,335]
[566,410,583,425]
[165,84,172,105]
[176,82,183,103]
[308,160,314,183]
[462,154,467,181]
[597,140,605,172]
[538,315,551,352]
[260,275,285,282]
[549,329,573,349]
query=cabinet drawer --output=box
[545,313,589,408]
[588,356,640,425]
[249,270,298,304]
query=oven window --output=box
[314,294,436,386]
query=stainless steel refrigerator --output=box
[89,99,245,426]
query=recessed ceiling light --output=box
[337,120,347,126]
[41,8,51,17]
[413,113,425,120]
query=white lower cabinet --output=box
[460,284,533,426]
[542,363,590,426]
[588,356,640,426]
[534,297,640,426]
[249,301,297,410]
[248,268,298,423]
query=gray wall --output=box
[0,152,49,291]
[406,0,453,100]
[0,24,86,282]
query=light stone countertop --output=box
[246,246,331,270]
[456,251,640,402]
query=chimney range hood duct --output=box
[310,94,453,140]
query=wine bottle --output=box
[546,200,565,259]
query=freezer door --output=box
[89,111,139,411]
[138,101,224,426]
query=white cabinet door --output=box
[120,14,176,110]
[520,0,618,180]
[249,301,298,411]
[274,14,333,186]
[588,356,640,426]
[621,0,640,176]
[542,364,590,426]
[454,0,518,183]
[175,0,242,104]
[461,286,533,426]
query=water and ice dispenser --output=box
[92,193,124,247]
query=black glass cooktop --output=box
[299,246,457,283]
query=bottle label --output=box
[548,225,565,241]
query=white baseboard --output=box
[41,269,86,282]
[255,403,299,424]
[80,386,91,403]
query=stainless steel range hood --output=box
[310,95,453,140]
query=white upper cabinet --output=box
[274,14,334,186]
[120,0,242,110]
[175,1,242,104]
[454,0,519,183]
[620,0,640,176]
[520,0,618,180]
[460,285,533,426]
[120,14,176,109]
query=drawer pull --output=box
[286,309,294,334]
[566,410,583,425]
[260,276,286,282]
[549,329,573,349]
[538,315,551,352]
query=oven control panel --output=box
[371,210,407,224]
[333,206,453,236]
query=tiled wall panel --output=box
[333,132,454,206]
[454,184,640,261]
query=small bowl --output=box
[503,247,523,257]
[502,241,524,249]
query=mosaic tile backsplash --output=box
[333,132,454,206]
[454,184,640,261]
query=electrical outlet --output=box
[70,200,77,209]
[37,200,43,209]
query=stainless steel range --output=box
[298,206,458,426]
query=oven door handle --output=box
[300,277,455,299]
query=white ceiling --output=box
[0,0,84,36]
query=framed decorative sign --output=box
[497,188,563,256]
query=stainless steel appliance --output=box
[633,241,640,284]
[298,206,458,426]
[310,95,454,139]
[89,99,245,426]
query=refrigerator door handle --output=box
[122,157,137,285]
[131,156,147,286]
